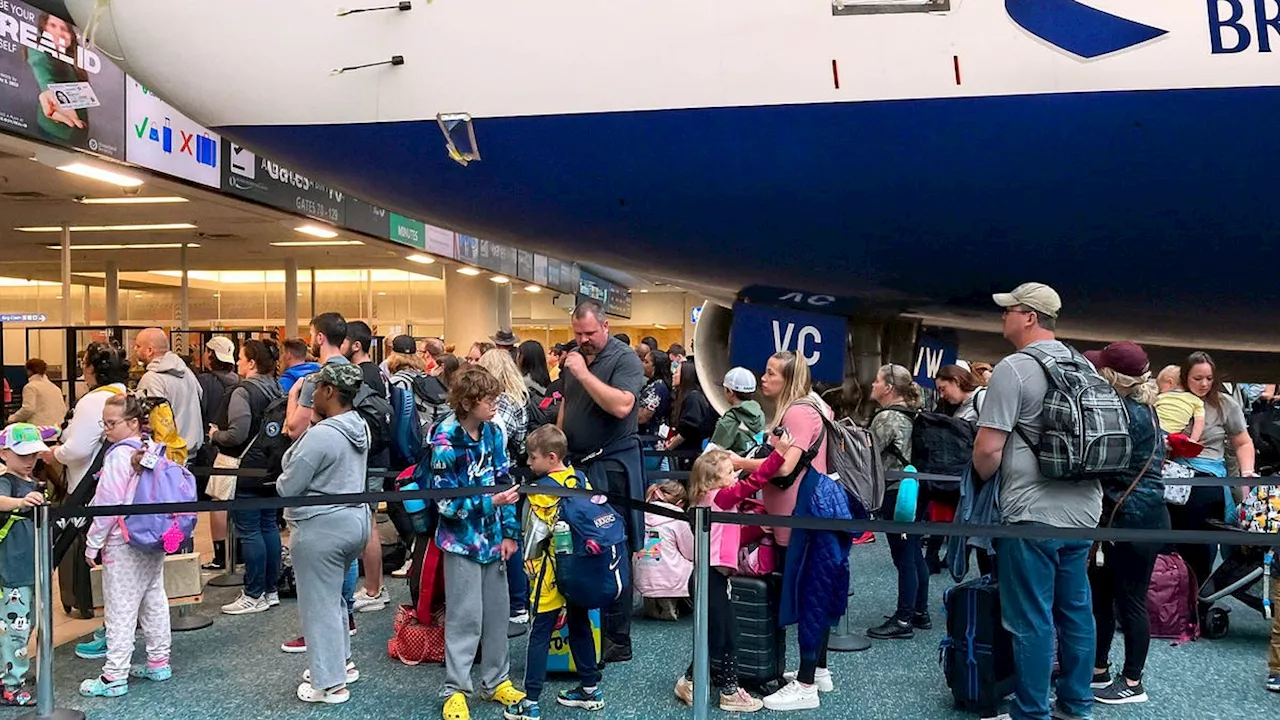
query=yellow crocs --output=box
[489,680,527,707]
[443,692,469,720]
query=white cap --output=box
[723,367,757,394]
[993,282,1062,318]
[207,336,236,364]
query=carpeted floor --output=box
[3,540,1275,720]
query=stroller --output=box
[1197,485,1278,639]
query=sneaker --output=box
[782,667,835,693]
[867,617,914,640]
[443,691,470,720]
[912,612,932,630]
[221,592,269,616]
[504,698,541,720]
[1267,673,1280,692]
[488,680,527,707]
[675,676,694,706]
[78,675,128,698]
[349,614,357,636]
[720,687,764,712]
[281,636,307,653]
[297,682,349,704]
[353,586,390,613]
[509,609,530,624]
[75,630,108,660]
[391,558,414,579]
[853,532,876,545]
[1091,667,1112,689]
[1093,677,1147,705]
[556,686,604,710]
[129,665,172,682]
[201,560,226,572]
[762,680,820,711]
[266,592,281,607]
[303,661,360,685]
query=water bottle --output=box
[894,464,919,524]
[553,521,572,555]
[401,481,428,533]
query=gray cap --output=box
[993,282,1061,319]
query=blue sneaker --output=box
[78,675,128,698]
[503,698,540,720]
[74,628,107,660]
[556,686,604,711]
[130,665,172,682]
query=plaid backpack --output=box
[1015,345,1132,481]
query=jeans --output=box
[233,508,281,599]
[342,559,358,614]
[884,488,929,618]
[1089,541,1160,682]
[998,533,1095,720]
[524,605,601,701]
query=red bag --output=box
[1146,552,1200,644]
[387,539,446,665]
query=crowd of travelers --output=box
[0,285,1276,720]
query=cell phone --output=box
[771,426,787,437]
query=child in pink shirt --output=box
[635,481,694,621]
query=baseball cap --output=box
[1083,341,1150,377]
[206,336,236,365]
[723,367,757,394]
[0,423,57,455]
[992,282,1062,319]
[315,363,364,396]
[390,334,417,354]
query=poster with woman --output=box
[0,0,125,158]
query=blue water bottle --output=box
[401,480,428,533]
[894,464,920,524]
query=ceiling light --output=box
[75,196,188,205]
[45,242,201,250]
[20,223,197,233]
[489,275,510,284]
[654,324,667,329]
[406,254,435,265]
[57,162,144,187]
[456,267,481,276]
[640,289,649,293]
[294,224,339,239]
[269,240,365,247]
[377,291,387,296]
[524,285,541,293]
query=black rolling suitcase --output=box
[730,575,786,692]
[939,574,1014,716]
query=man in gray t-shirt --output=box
[972,282,1099,720]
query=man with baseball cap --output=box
[708,367,765,456]
[973,282,1101,720]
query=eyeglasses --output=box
[98,418,125,430]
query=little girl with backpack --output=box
[634,481,693,621]
[80,394,192,698]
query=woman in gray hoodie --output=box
[277,363,371,705]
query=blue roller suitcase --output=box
[939,574,1014,716]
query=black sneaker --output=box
[1090,668,1112,689]
[867,618,914,640]
[1093,677,1147,705]
[600,642,632,665]
[1265,673,1279,693]
[911,612,932,630]
[925,554,945,575]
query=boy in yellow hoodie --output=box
[505,426,603,720]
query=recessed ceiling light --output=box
[456,267,482,276]
[269,240,365,247]
[406,254,435,265]
[489,275,510,284]
[44,242,201,250]
[640,289,649,293]
[75,196,188,205]
[294,224,339,239]
[57,162,144,187]
[377,291,387,296]
[524,285,541,293]
[19,223,197,232]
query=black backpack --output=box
[525,381,560,431]
[353,382,394,458]
[239,392,291,490]
[909,412,977,488]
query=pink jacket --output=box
[86,443,141,552]
[698,451,787,571]
[633,502,694,598]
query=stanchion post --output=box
[691,505,710,720]
[207,520,243,588]
[18,503,86,720]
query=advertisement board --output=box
[344,196,390,239]
[517,250,534,282]
[388,213,425,250]
[222,142,346,225]
[0,0,125,158]
[124,78,219,187]
[533,254,548,287]
[424,224,455,258]
[456,234,478,264]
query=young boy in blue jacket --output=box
[431,367,526,720]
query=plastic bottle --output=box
[553,520,573,554]
[401,481,428,533]
[894,464,919,524]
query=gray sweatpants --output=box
[441,551,511,698]
[291,508,370,689]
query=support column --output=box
[60,224,71,326]
[284,258,298,339]
[365,269,374,322]
[180,243,190,330]
[495,280,512,331]
[104,261,119,325]
[444,270,503,347]
[309,266,317,320]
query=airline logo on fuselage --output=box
[1005,0,1167,59]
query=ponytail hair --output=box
[878,364,923,409]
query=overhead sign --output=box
[344,196,389,239]
[913,327,959,390]
[388,213,425,250]
[456,234,478,265]
[222,143,346,225]
[0,0,125,158]
[0,313,46,322]
[424,224,455,258]
[547,260,561,289]
[532,254,548,286]
[690,306,702,324]
[728,302,845,384]
[124,78,219,188]
[517,250,534,282]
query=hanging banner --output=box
[0,1,125,158]
[124,77,219,187]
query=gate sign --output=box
[913,327,959,390]
[728,302,844,384]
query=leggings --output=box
[775,545,829,685]
[1089,541,1160,681]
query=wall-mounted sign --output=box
[547,260,561,289]
[388,213,426,250]
[0,313,46,323]
[690,306,703,324]
[533,254,548,287]
[0,0,125,158]
[517,250,534,283]
[124,78,219,188]
[222,143,346,225]
[729,302,845,384]
[344,196,390,239]
[456,234,478,264]
[424,224,455,258]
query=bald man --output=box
[133,327,205,457]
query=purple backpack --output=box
[1146,552,1200,643]
[111,439,198,553]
